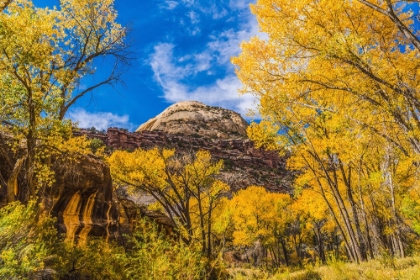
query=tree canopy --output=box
[233,0,420,262]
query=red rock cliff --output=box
[76,127,292,192]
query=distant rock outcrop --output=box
[136,101,249,139]
[76,128,292,192]
[76,101,293,193]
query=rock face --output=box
[0,133,15,206]
[77,128,292,192]
[0,134,173,244]
[118,198,175,236]
[49,154,120,243]
[136,101,249,139]
[76,101,293,193]
[0,135,120,242]
[50,156,174,243]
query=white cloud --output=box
[193,52,212,72]
[68,108,132,131]
[188,26,201,36]
[77,83,87,91]
[149,0,264,117]
[179,0,229,19]
[178,75,258,115]
[229,0,251,10]
[209,6,228,19]
[150,43,191,81]
[163,1,179,10]
[188,11,200,24]
[181,0,195,6]
[207,14,263,66]
[150,43,258,116]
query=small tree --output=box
[109,148,229,258]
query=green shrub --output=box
[0,201,59,279]
[89,138,105,153]
[124,218,208,279]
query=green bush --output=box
[124,218,209,280]
[89,138,105,153]
[0,202,127,279]
[0,201,59,279]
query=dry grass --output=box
[273,257,420,280]
[227,256,420,280]
[225,268,270,279]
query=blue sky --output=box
[33,0,261,131]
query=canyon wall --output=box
[76,127,292,192]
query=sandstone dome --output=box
[135,101,249,139]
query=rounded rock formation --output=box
[135,101,249,139]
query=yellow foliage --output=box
[0,0,126,198]
[108,148,229,256]
[229,186,292,246]
[233,0,420,260]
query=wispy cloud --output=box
[149,43,258,116]
[162,0,179,10]
[179,0,230,20]
[181,0,195,7]
[208,5,228,19]
[68,108,132,131]
[188,26,201,36]
[188,11,200,24]
[149,1,262,117]
[229,0,251,10]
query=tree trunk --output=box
[303,153,358,262]
[207,200,212,258]
[281,238,289,266]
[314,223,326,264]
[196,191,207,255]
[328,166,363,263]
[384,145,405,258]
[339,163,367,261]
[26,90,37,199]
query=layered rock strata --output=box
[50,156,174,242]
[76,128,292,192]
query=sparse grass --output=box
[309,257,420,280]
[227,256,420,280]
[225,268,270,279]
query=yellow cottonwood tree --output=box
[108,148,229,258]
[233,0,420,262]
[0,0,127,201]
[292,189,335,264]
[0,0,12,11]
[229,186,292,266]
